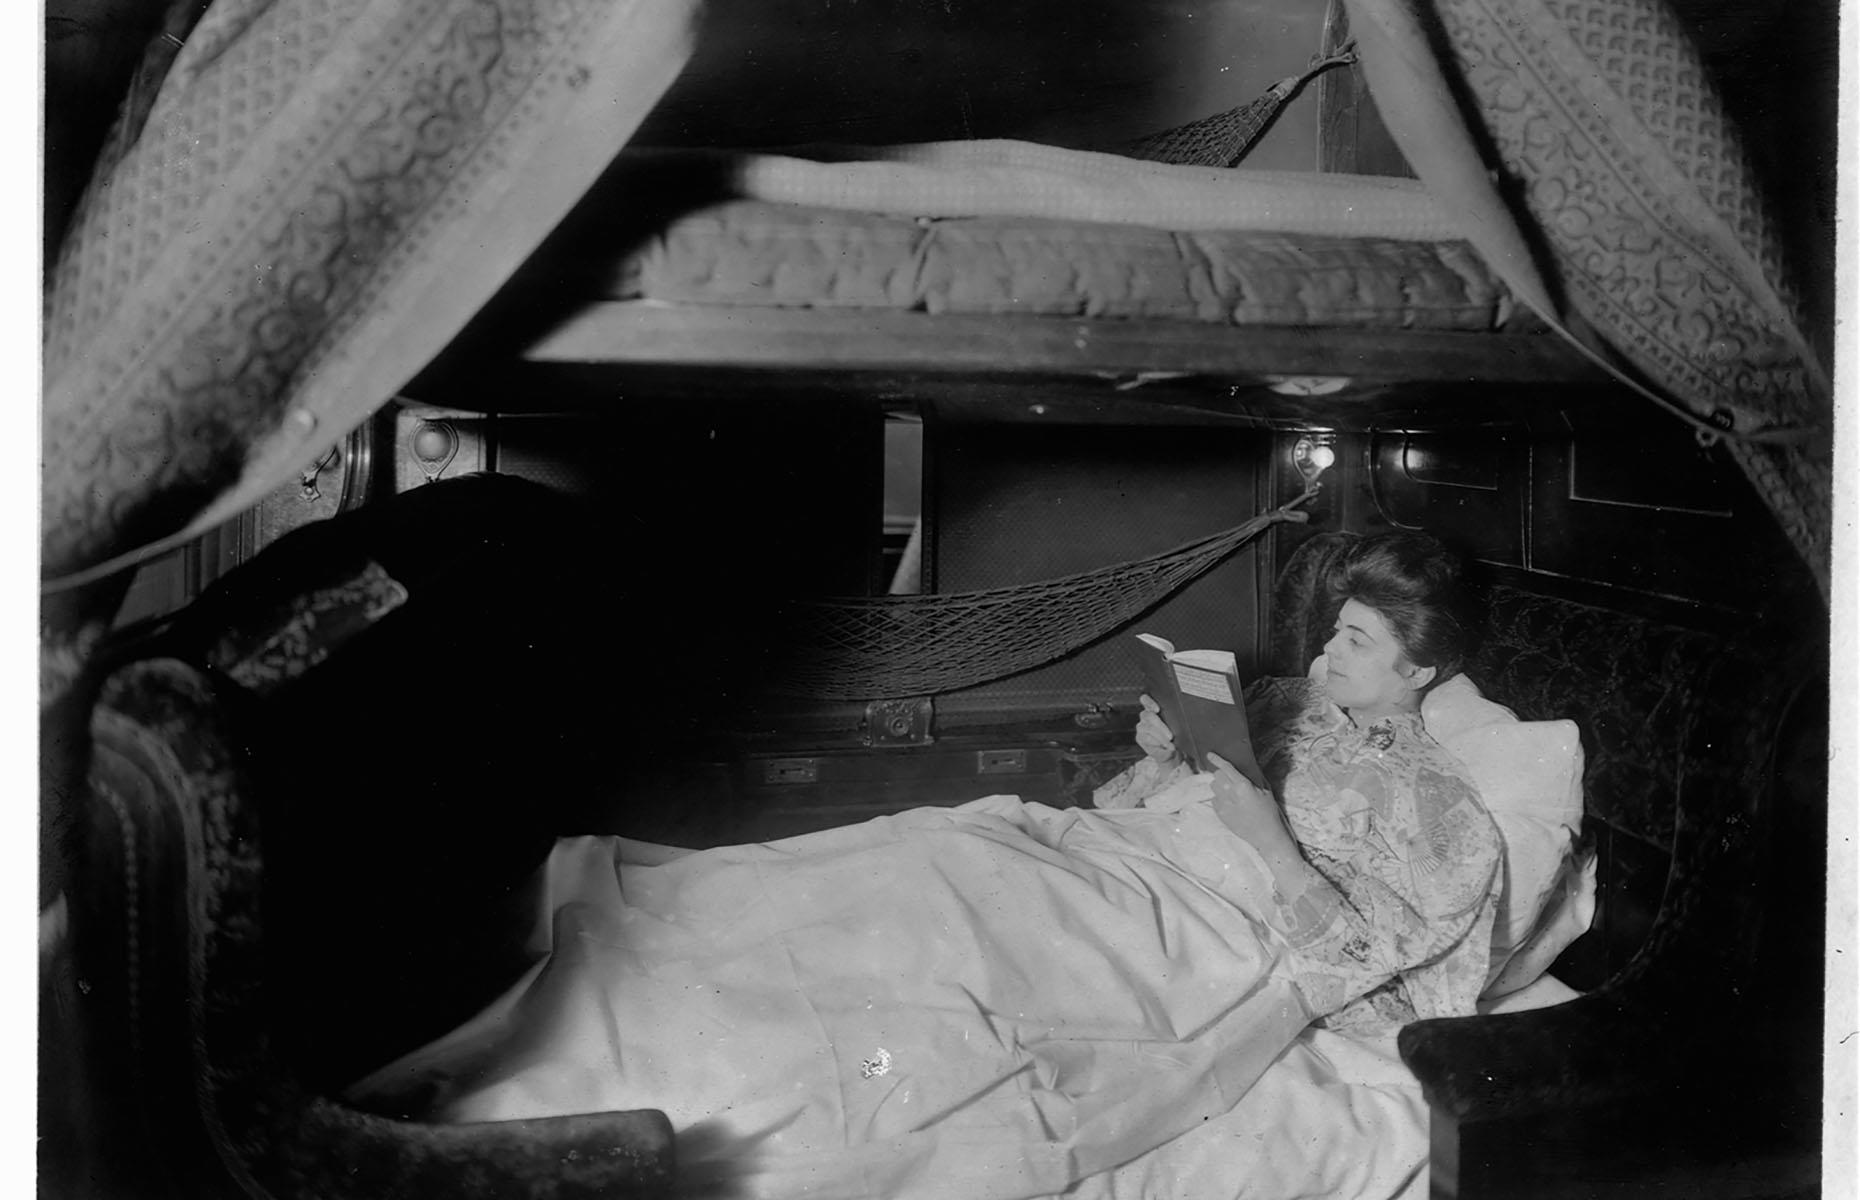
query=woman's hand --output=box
[1205,753,1298,860]
[1134,694,1181,764]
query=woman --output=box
[347,531,1499,1200]
[1095,529,1501,1035]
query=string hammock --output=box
[1119,46,1358,168]
[766,486,1318,700]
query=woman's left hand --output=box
[1205,753,1296,857]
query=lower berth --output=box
[344,795,1560,1200]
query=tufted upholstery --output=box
[1277,530,1725,847]
[61,658,676,1200]
[1270,529,1816,1193]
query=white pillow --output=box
[1482,844,1598,999]
[1476,970,1582,1015]
[1419,672,1517,743]
[1307,657,1588,994]
[1439,713,1585,956]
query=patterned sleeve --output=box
[1265,731,1503,1025]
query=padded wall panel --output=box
[929,421,1271,720]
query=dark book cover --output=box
[1131,633,1266,789]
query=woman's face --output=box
[1322,598,1434,719]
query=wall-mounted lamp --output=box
[410,420,460,484]
[1292,434,1337,484]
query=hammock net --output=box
[1119,47,1357,168]
[766,493,1312,700]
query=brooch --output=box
[1365,722,1396,752]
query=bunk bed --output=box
[408,142,1605,418]
[40,0,1832,1198]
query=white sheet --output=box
[1066,1025,1424,1200]
[346,796,1553,1199]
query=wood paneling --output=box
[1315,0,1415,178]
[1528,423,1806,612]
[515,303,1603,387]
[1369,428,1527,566]
[1356,409,1813,616]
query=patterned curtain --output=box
[41,0,700,661]
[1343,0,1832,600]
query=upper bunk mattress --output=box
[603,199,1544,334]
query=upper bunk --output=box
[396,15,1624,432]
[383,0,1823,452]
[39,0,1835,620]
[405,145,1618,430]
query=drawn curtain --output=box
[1343,0,1832,598]
[41,0,700,663]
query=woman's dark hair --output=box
[1326,531,1474,690]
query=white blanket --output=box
[617,140,1463,241]
[347,796,1438,1199]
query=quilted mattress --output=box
[603,199,1543,333]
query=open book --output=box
[1130,633,1267,789]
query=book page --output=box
[1173,663,1237,704]
[1169,648,1236,672]
[1135,633,1177,655]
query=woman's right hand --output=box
[1135,694,1180,764]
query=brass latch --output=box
[865,697,934,746]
